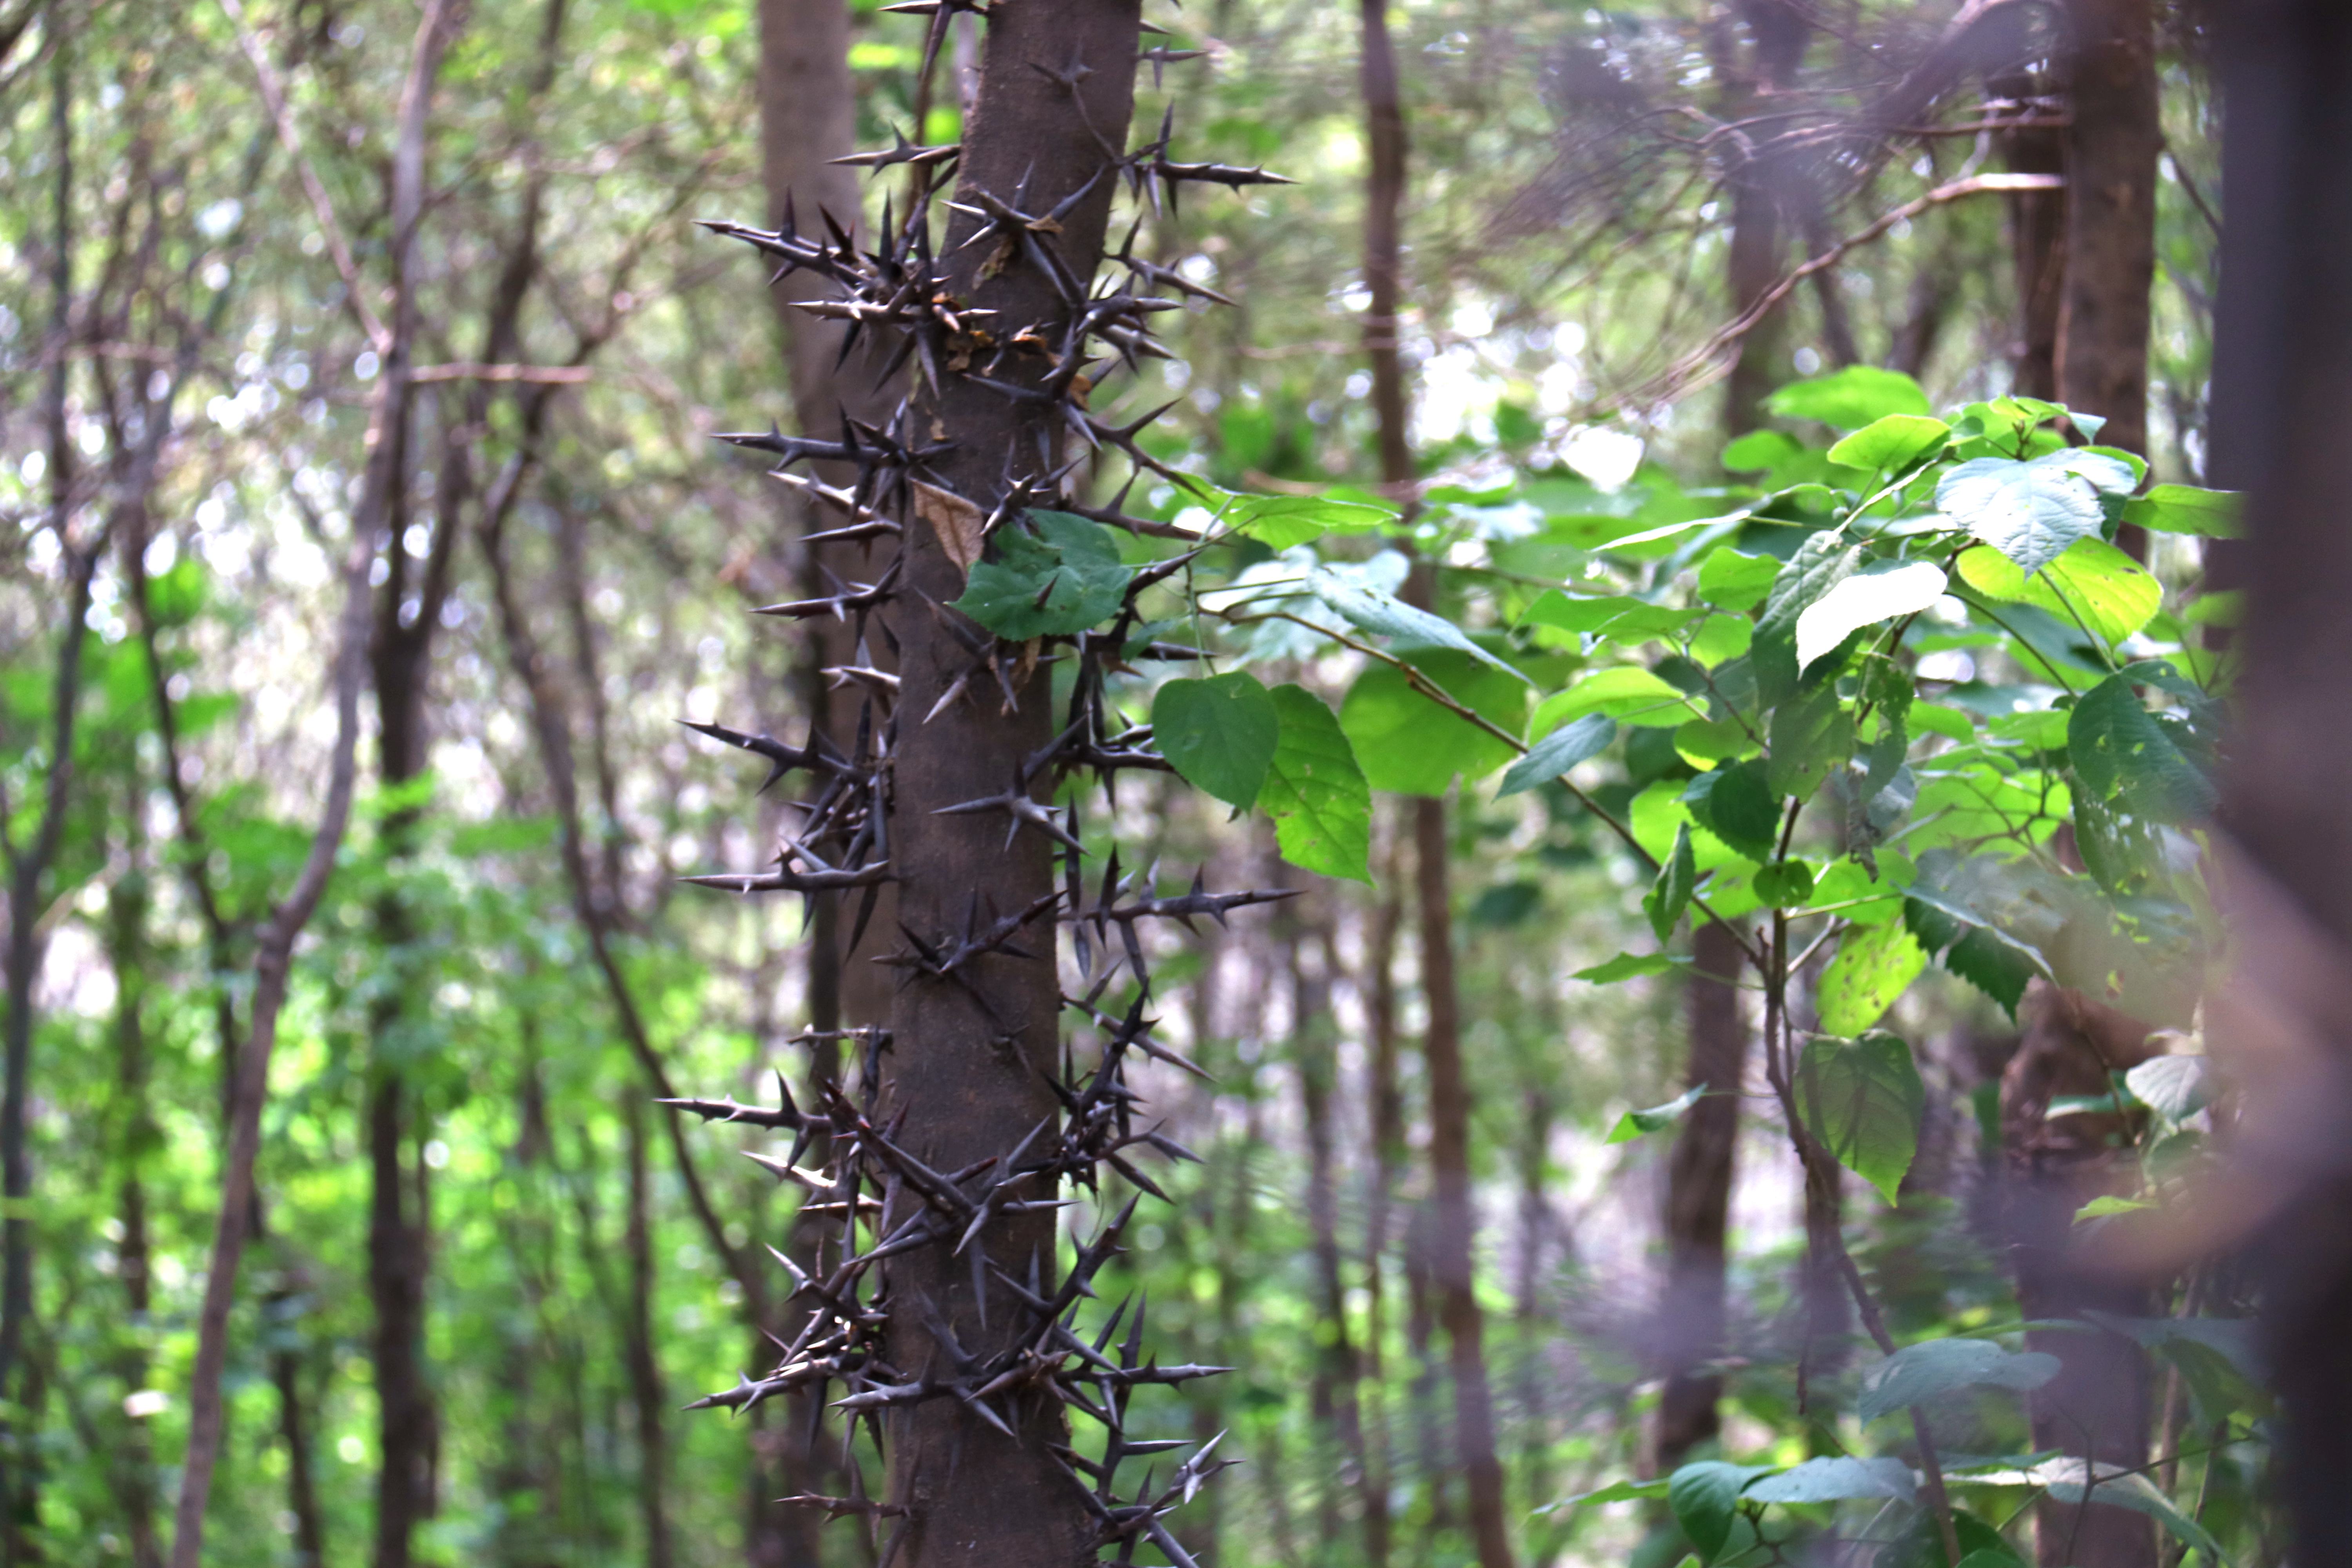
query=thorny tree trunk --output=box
[2055,0,2158,463]
[1655,921,1746,1468]
[2204,17,2352,1565]
[0,33,80,1554]
[880,6,1143,1563]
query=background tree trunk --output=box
[1655,921,1745,1468]
[2056,0,2158,457]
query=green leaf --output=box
[1754,859,1817,907]
[1766,684,1853,801]
[1681,759,1779,860]
[1533,667,1700,732]
[2122,483,2239,539]
[1954,538,2160,646]
[2123,1054,2209,1122]
[1795,1031,1925,1204]
[952,510,1133,639]
[1231,493,1395,548]
[1936,451,2139,579]
[1543,1475,1672,1511]
[1743,1456,1916,1506]
[1795,561,1948,672]
[1668,1462,1777,1564]
[1828,414,1951,474]
[1152,673,1280,809]
[1259,685,1373,882]
[1945,925,2042,1018]
[1606,1084,1706,1144]
[1574,951,1688,984]
[1819,920,1929,1036]
[1768,366,1932,429]
[1521,590,1704,642]
[2073,1195,2156,1224]
[1497,713,1617,797]
[1696,547,1781,612]
[1340,654,1528,797]
[1644,824,1697,940]
[1312,571,1530,682]
[1754,532,1865,701]
[1949,1458,2225,1562]
[2068,673,2216,824]
[1857,1338,2060,1425]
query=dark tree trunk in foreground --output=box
[880,7,1144,1561]
[2056,0,2158,458]
[1655,921,1745,1467]
[2209,8,2352,1567]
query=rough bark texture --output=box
[878,6,1143,1563]
[2208,8,2352,1565]
[2055,0,2158,455]
[1655,920,1746,1467]
[1718,2,1811,436]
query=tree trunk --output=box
[105,846,162,1568]
[1718,2,1811,436]
[2056,0,2158,457]
[877,6,1145,1563]
[2205,14,2352,1564]
[1655,920,1746,1468]
[622,1094,675,1568]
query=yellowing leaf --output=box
[1955,537,2160,647]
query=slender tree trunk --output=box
[267,1278,328,1568]
[622,1094,675,1568]
[1990,42,2066,401]
[2209,15,2352,1568]
[0,34,80,1555]
[1655,921,1746,1468]
[166,527,375,1568]
[1413,800,1517,1568]
[2056,0,2158,458]
[1358,821,1404,1568]
[1510,1086,1554,1520]
[1718,2,1811,435]
[105,843,162,1568]
[878,10,1144,1561]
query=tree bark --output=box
[1718,2,1812,436]
[876,7,1145,1563]
[2206,12,2352,1565]
[105,839,162,1568]
[1655,920,1746,1468]
[166,521,376,1568]
[2055,0,2158,456]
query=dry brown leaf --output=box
[913,481,987,578]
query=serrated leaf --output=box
[1768,366,1931,429]
[1767,684,1853,801]
[1152,673,1279,809]
[1949,1457,2224,1562]
[1819,919,1929,1035]
[1936,451,2138,578]
[1858,1338,2060,1425]
[1827,414,1951,474]
[1312,570,1530,681]
[1339,652,1528,797]
[1945,925,2040,1018]
[1258,685,1372,882]
[1644,824,1697,940]
[952,510,1133,639]
[1606,1083,1706,1144]
[1754,532,1864,702]
[1497,713,1617,797]
[2068,673,2216,824]
[1742,1456,1917,1506]
[1696,546,1780,612]
[1681,759,1779,859]
[1796,1030,1924,1203]
[2123,1054,2209,1122]
[2122,483,2239,539]
[1795,561,1949,672]
[1955,538,2160,647]
[1669,1462,1778,1564]
[1533,666,1701,732]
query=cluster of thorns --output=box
[664,9,1298,1563]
